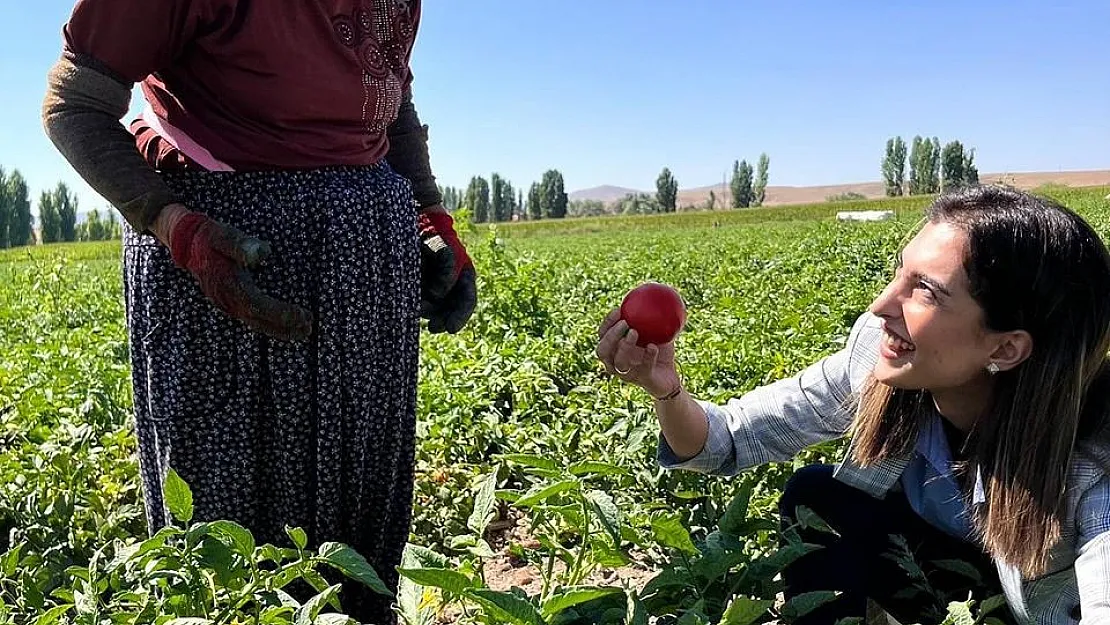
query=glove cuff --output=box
[418,209,452,234]
[419,210,472,273]
[168,212,206,269]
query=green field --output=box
[2,186,1108,625]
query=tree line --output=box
[441,154,772,222]
[21,138,987,243]
[0,165,123,249]
[439,169,570,223]
[729,153,771,209]
[0,167,36,248]
[881,136,979,197]
[609,154,770,216]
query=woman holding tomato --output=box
[596,185,1110,625]
[42,1,475,621]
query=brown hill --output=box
[674,170,1110,209]
[568,185,642,203]
[567,170,1110,209]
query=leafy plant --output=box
[6,186,1106,624]
[1,469,390,625]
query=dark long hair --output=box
[850,185,1110,577]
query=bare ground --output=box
[429,510,658,624]
[425,512,908,625]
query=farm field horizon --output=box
[2,185,1108,625]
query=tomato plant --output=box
[4,186,1104,624]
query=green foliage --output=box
[4,185,1107,624]
[36,183,81,244]
[495,193,935,239]
[908,136,941,195]
[2,471,388,624]
[77,209,121,242]
[491,174,516,223]
[0,166,10,249]
[753,154,770,207]
[491,174,507,223]
[730,161,753,208]
[908,136,923,194]
[7,171,34,248]
[929,138,942,193]
[540,171,568,219]
[527,183,543,221]
[942,141,966,192]
[826,192,868,203]
[906,137,979,196]
[440,186,464,212]
[55,183,79,243]
[619,193,663,215]
[964,150,979,187]
[568,200,607,218]
[467,176,492,224]
[883,137,908,197]
[38,190,61,244]
[656,168,679,213]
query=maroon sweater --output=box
[64,0,422,171]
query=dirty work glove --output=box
[418,207,477,334]
[168,211,313,341]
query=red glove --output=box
[418,208,476,334]
[169,212,313,341]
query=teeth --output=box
[884,333,916,352]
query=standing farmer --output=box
[42,1,476,622]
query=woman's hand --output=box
[597,307,706,461]
[156,204,313,341]
[595,307,682,399]
[418,205,477,334]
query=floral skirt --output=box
[122,163,421,624]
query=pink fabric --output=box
[140,104,234,172]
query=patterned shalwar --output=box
[122,163,420,624]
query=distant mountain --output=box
[569,170,1110,209]
[568,185,644,203]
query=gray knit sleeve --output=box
[42,53,179,234]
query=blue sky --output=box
[1,1,1107,214]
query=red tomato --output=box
[619,282,686,346]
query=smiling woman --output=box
[865,220,1025,427]
[595,184,1110,625]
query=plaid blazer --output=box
[658,312,1110,624]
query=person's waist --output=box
[132,106,389,173]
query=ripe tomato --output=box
[619,282,686,347]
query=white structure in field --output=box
[836,210,895,222]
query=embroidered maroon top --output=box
[63,0,422,171]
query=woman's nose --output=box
[868,280,902,319]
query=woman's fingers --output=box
[612,328,645,374]
[598,307,621,339]
[596,312,656,381]
[644,344,660,370]
[595,317,628,372]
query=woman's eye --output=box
[916,281,937,302]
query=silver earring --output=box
[987,362,1000,375]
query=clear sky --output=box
[1,1,1107,214]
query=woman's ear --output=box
[989,329,1034,372]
